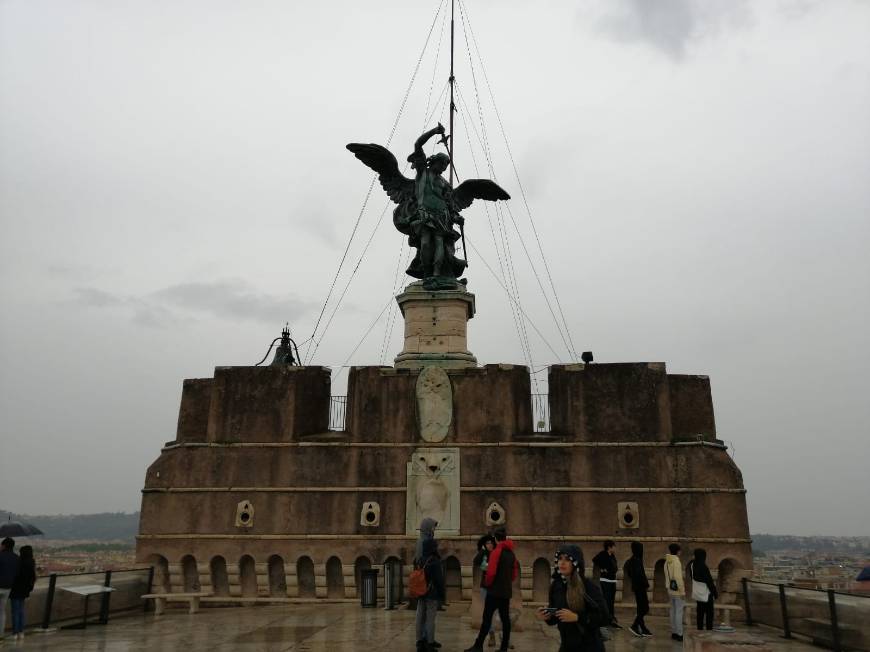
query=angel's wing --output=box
[346,143,415,205]
[451,179,511,212]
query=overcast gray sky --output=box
[1,0,868,535]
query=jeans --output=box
[11,598,25,634]
[0,588,9,639]
[480,588,499,634]
[669,596,684,636]
[600,580,617,623]
[697,598,714,630]
[415,597,438,644]
[475,594,511,650]
[633,590,649,629]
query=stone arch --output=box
[268,555,287,597]
[146,554,170,593]
[181,554,200,592]
[297,556,316,598]
[717,557,743,604]
[210,556,230,596]
[653,558,667,603]
[239,554,258,597]
[445,555,462,602]
[533,558,551,603]
[354,556,372,598]
[326,556,344,599]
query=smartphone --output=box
[540,607,559,615]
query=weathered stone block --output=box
[549,363,672,441]
[450,364,532,441]
[346,367,417,442]
[205,366,330,443]
[668,374,717,441]
[176,378,213,442]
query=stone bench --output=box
[142,592,212,615]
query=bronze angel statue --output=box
[347,123,510,290]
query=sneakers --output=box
[641,626,654,637]
[629,624,644,637]
[671,634,684,642]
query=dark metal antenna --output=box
[448,0,468,262]
[448,0,456,188]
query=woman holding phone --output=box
[535,545,609,652]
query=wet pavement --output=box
[0,604,819,651]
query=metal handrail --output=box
[38,566,151,579]
[745,578,870,599]
[38,566,154,631]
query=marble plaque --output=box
[406,447,460,536]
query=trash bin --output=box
[361,568,379,608]
[384,561,401,610]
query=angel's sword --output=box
[459,221,468,268]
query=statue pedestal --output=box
[394,281,477,369]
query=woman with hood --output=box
[535,544,609,652]
[687,548,718,631]
[623,541,652,637]
[9,545,36,641]
[472,534,498,648]
[415,519,445,651]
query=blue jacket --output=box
[0,550,20,589]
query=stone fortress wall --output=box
[137,361,752,607]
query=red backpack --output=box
[408,558,432,598]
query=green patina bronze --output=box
[347,124,510,290]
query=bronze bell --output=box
[271,325,297,366]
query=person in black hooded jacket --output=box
[536,544,609,652]
[622,541,651,637]
[591,540,620,628]
[687,548,718,631]
[415,538,446,652]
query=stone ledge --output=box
[162,440,727,450]
[142,486,746,494]
[137,534,753,543]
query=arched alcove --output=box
[239,554,258,597]
[717,558,742,604]
[210,556,230,596]
[181,555,200,592]
[532,558,551,603]
[326,556,344,599]
[445,556,462,602]
[297,556,316,598]
[268,555,287,597]
[146,554,170,593]
[653,559,667,603]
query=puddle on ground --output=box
[234,625,325,644]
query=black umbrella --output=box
[0,521,44,537]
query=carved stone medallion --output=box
[416,366,452,442]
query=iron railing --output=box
[25,566,154,631]
[532,393,550,432]
[329,395,347,431]
[328,393,552,433]
[742,578,870,651]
